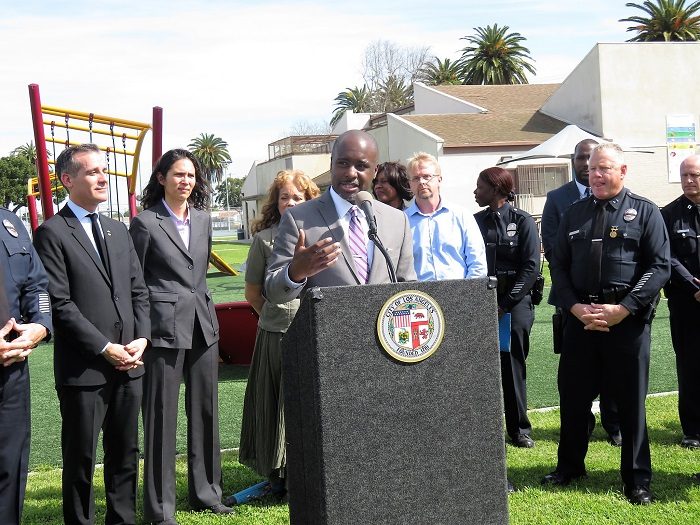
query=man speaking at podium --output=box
[265,129,415,302]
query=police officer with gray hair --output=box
[0,206,52,524]
[542,143,670,505]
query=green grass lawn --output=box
[24,244,693,523]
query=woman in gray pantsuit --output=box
[130,149,232,524]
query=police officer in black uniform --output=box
[542,144,669,505]
[474,166,540,449]
[661,154,700,450]
[0,207,52,524]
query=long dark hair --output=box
[373,161,413,203]
[140,149,211,210]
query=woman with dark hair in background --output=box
[130,148,233,523]
[372,161,412,210]
[474,167,541,450]
[237,169,320,500]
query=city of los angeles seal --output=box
[377,290,445,363]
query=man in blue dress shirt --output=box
[405,152,487,281]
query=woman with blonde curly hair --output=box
[237,170,320,500]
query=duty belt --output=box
[581,286,630,305]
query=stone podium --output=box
[282,278,508,525]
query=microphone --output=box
[354,191,397,283]
[355,191,377,236]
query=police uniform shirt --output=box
[0,208,52,333]
[550,187,670,315]
[661,195,700,299]
[474,202,540,311]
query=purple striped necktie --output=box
[348,206,369,284]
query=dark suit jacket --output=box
[129,202,219,349]
[265,190,416,304]
[34,205,150,386]
[541,181,584,306]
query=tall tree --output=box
[215,177,244,208]
[330,86,373,127]
[620,0,700,41]
[418,57,464,85]
[0,155,34,212]
[375,75,413,112]
[188,133,232,185]
[459,24,536,85]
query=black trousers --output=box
[556,312,652,487]
[501,296,533,440]
[141,318,222,522]
[58,375,142,525]
[668,297,700,437]
[0,361,30,525]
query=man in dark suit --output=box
[265,130,415,303]
[34,144,150,525]
[0,207,52,525]
[661,154,700,451]
[129,149,231,525]
[541,139,621,447]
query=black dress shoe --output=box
[513,434,535,448]
[607,431,622,447]
[202,503,235,515]
[681,435,700,449]
[623,485,652,505]
[541,470,586,486]
[507,479,516,493]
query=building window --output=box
[515,164,569,196]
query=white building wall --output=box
[385,114,442,164]
[413,83,485,115]
[540,42,700,206]
[330,111,372,134]
[540,46,603,136]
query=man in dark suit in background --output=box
[541,139,621,447]
[265,129,415,303]
[0,207,52,525]
[34,144,150,525]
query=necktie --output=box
[88,213,110,277]
[348,206,369,284]
[587,200,607,297]
[584,187,592,199]
[0,264,10,326]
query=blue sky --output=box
[1,1,634,178]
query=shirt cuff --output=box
[285,263,306,289]
[100,342,110,354]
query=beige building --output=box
[242,42,700,233]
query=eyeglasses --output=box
[409,174,438,184]
[589,165,619,174]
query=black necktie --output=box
[0,264,10,326]
[88,213,110,276]
[584,187,591,199]
[587,200,607,297]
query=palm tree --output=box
[11,141,39,164]
[459,24,536,85]
[620,0,700,41]
[375,75,413,112]
[418,57,464,85]
[187,133,231,185]
[330,86,373,127]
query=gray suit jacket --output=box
[129,202,219,349]
[264,191,416,304]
